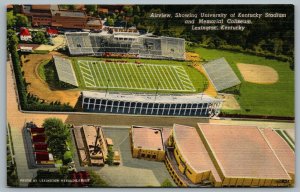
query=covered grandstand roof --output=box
[202,57,241,91]
[197,123,291,180]
[173,124,222,182]
[81,91,222,104]
[53,56,78,87]
[132,126,164,150]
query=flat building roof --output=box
[198,123,291,180]
[132,126,164,151]
[173,124,222,182]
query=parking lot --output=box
[89,127,175,187]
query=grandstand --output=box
[53,56,78,87]
[65,32,185,60]
[202,58,241,91]
[81,91,223,117]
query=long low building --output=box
[81,91,223,117]
[165,123,294,187]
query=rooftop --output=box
[132,126,164,151]
[33,143,48,151]
[173,124,221,182]
[32,134,46,143]
[30,127,45,134]
[198,123,291,180]
[262,128,295,176]
[82,91,221,104]
[202,57,241,91]
[51,10,86,17]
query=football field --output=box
[76,60,196,92]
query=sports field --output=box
[195,47,294,117]
[75,60,197,92]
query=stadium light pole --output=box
[105,79,110,97]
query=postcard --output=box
[6,4,294,187]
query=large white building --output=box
[81,91,223,117]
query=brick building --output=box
[22,5,102,30]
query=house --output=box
[32,134,46,143]
[20,27,32,42]
[34,151,54,165]
[46,27,58,37]
[33,143,48,151]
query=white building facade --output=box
[81,91,223,117]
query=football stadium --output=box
[50,32,244,117]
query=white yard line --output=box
[100,63,114,87]
[94,62,106,87]
[128,64,141,88]
[115,63,130,88]
[169,66,185,89]
[149,65,168,89]
[119,64,134,88]
[141,66,155,88]
[90,62,101,87]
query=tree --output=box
[43,118,70,160]
[123,6,133,17]
[106,17,115,26]
[161,178,174,187]
[15,14,28,27]
[43,118,65,130]
[85,5,97,14]
[7,11,16,29]
[63,151,73,164]
[32,31,47,44]
[7,29,18,52]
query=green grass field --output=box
[72,57,208,93]
[194,47,294,117]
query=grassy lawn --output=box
[72,57,207,94]
[37,59,76,90]
[194,47,294,117]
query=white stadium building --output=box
[81,91,223,117]
[65,31,185,60]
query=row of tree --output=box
[7,10,74,111]
[96,5,294,68]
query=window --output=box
[147,154,151,158]
[152,155,156,159]
[141,154,145,157]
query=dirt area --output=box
[216,93,240,110]
[185,52,217,97]
[237,63,279,84]
[35,35,66,51]
[21,52,80,107]
[185,52,200,62]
